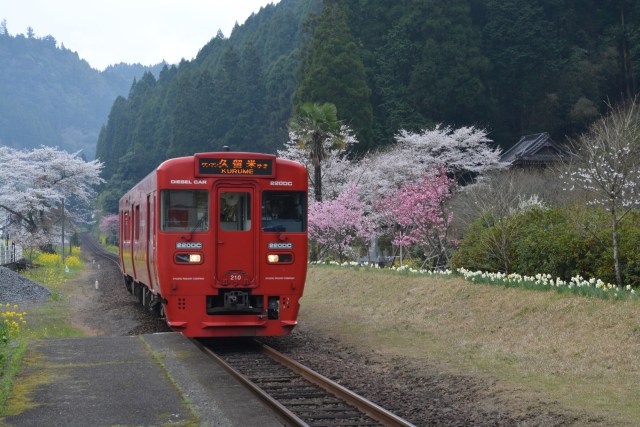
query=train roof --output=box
[119,152,306,206]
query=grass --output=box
[0,250,87,415]
[300,265,640,426]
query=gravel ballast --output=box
[0,266,52,304]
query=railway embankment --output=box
[281,265,640,426]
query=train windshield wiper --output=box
[186,213,207,240]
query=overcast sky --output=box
[2,0,280,70]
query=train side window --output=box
[262,191,307,232]
[134,205,140,241]
[160,190,209,232]
[220,192,251,231]
[123,211,131,241]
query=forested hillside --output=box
[95,0,323,211]
[338,0,640,147]
[96,0,640,212]
[0,23,164,159]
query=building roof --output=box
[500,132,571,165]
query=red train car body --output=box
[118,152,308,337]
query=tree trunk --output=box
[61,197,65,265]
[611,203,623,287]
[310,162,322,262]
[314,163,322,202]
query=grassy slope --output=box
[300,266,640,425]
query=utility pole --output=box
[61,197,65,265]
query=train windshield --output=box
[261,191,306,232]
[160,190,209,232]
[220,191,251,231]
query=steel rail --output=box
[80,233,128,292]
[191,339,309,427]
[81,233,120,266]
[258,342,416,427]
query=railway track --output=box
[81,233,120,265]
[81,235,415,426]
[196,338,416,427]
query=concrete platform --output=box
[2,333,284,426]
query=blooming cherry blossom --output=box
[562,101,640,286]
[100,214,119,244]
[279,125,357,200]
[348,124,506,205]
[376,167,456,267]
[308,185,376,261]
[0,146,104,247]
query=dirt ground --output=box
[67,250,170,336]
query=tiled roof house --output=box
[500,132,572,167]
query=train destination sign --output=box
[197,157,274,176]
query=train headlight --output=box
[176,253,203,264]
[267,253,293,264]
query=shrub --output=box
[64,256,82,269]
[35,252,63,268]
[452,205,640,287]
[510,207,587,278]
[451,218,502,272]
[0,304,26,344]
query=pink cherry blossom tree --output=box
[308,185,376,262]
[99,214,119,245]
[290,123,503,266]
[376,167,456,268]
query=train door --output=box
[131,204,138,279]
[216,186,255,286]
[145,194,155,290]
[150,192,160,288]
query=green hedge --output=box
[451,207,640,287]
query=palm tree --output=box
[289,102,343,202]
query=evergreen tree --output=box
[482,0,564,143]
[294,1,373,149]
[168,73,198,157]
[95,96,132,181]
[372,22,426,142]
[407,0,491,126]
[211,46,241,148]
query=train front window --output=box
[220,192,251,231]
[262,191,306,232]
[160,190,209,232]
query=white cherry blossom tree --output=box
[563,100,640,286]
[348,124,507,205]
[0,146,104,249]
[278,125,358,201]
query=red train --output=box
[118,152,308,337]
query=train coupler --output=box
[267,296,279,320]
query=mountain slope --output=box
[0,31,163,158]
